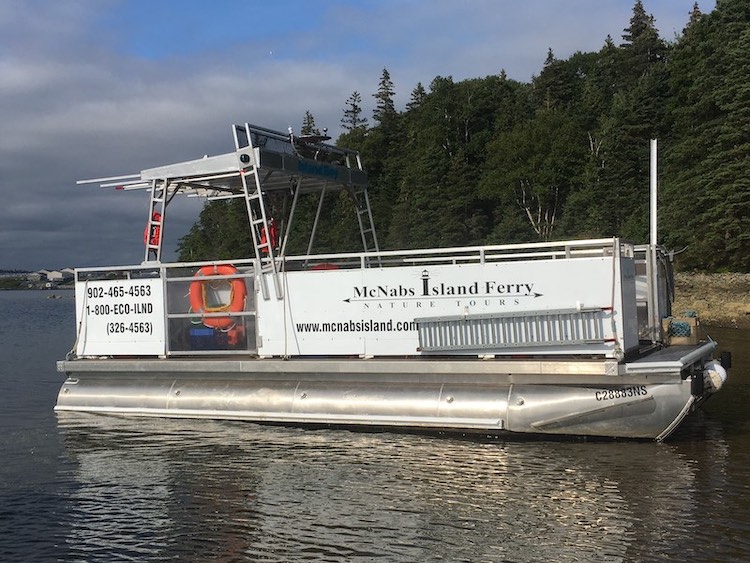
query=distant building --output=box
[46,270,64,281]
[37,269,74,283]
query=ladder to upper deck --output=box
[232,123,377,298]
[233,124,282,300]
[144,179,167,263]
[349,184,379,254]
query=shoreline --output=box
[673,272,750,330]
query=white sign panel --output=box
[75,279,165,356]
[258,257,628,357]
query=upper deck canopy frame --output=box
[78,123,379,288]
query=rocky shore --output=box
[673,272,750,330]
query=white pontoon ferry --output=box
[56,123,729,440]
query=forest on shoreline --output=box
[178,1,750,273]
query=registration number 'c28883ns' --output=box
[594,386,648,402]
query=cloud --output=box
[0,0,713,270]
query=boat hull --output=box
[55,357,698,441]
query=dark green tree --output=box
[620,0,668,81]
[480,110,587,242]
[664,0,750,271]
[533,48,599,124]
[300,110,320,135]
[334,69,532,251]
[372,68,397,125]
[176,2,750,274]
[579,36,620,124]
[406,82,427,112]
[177,200,252,261]
[686,2,703,29]
[562,1,671,242]
[341,91,368,132]
[359,69,403,245]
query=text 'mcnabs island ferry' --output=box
[55,122,730,441]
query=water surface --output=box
[1,291,748,562]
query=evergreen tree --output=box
[176,2,750,273]
[622,1,654,44]
[372,68,397,125]
[386,74,520,249]
[177,200,253,261]
[300,110,320,135]
[480,110,586,242]
[533,48,598,118]
[359,69,403,245]
[580,36,620,120]
[341,91,368,132]
[406,82,427,112]
[564,1,671,242]
[620,0,668,81]
[686,2,703,30]
[664,0,750,271]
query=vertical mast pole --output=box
[648,139,660,342]
[650,139,658,247]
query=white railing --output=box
[72,237,646,358]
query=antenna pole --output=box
[650,139,658,247]
[648,139,661,342]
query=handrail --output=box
[74,238,628,276]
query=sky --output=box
[0,0,715,271]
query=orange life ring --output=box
[189,264,247,330]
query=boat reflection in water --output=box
[57,412,734,562]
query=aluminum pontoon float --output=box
[56,124,728,440]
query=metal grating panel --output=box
[416,309,608,352]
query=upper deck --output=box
[143,125,367,193]
[92,123,368,195]
[80,123,378,269]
